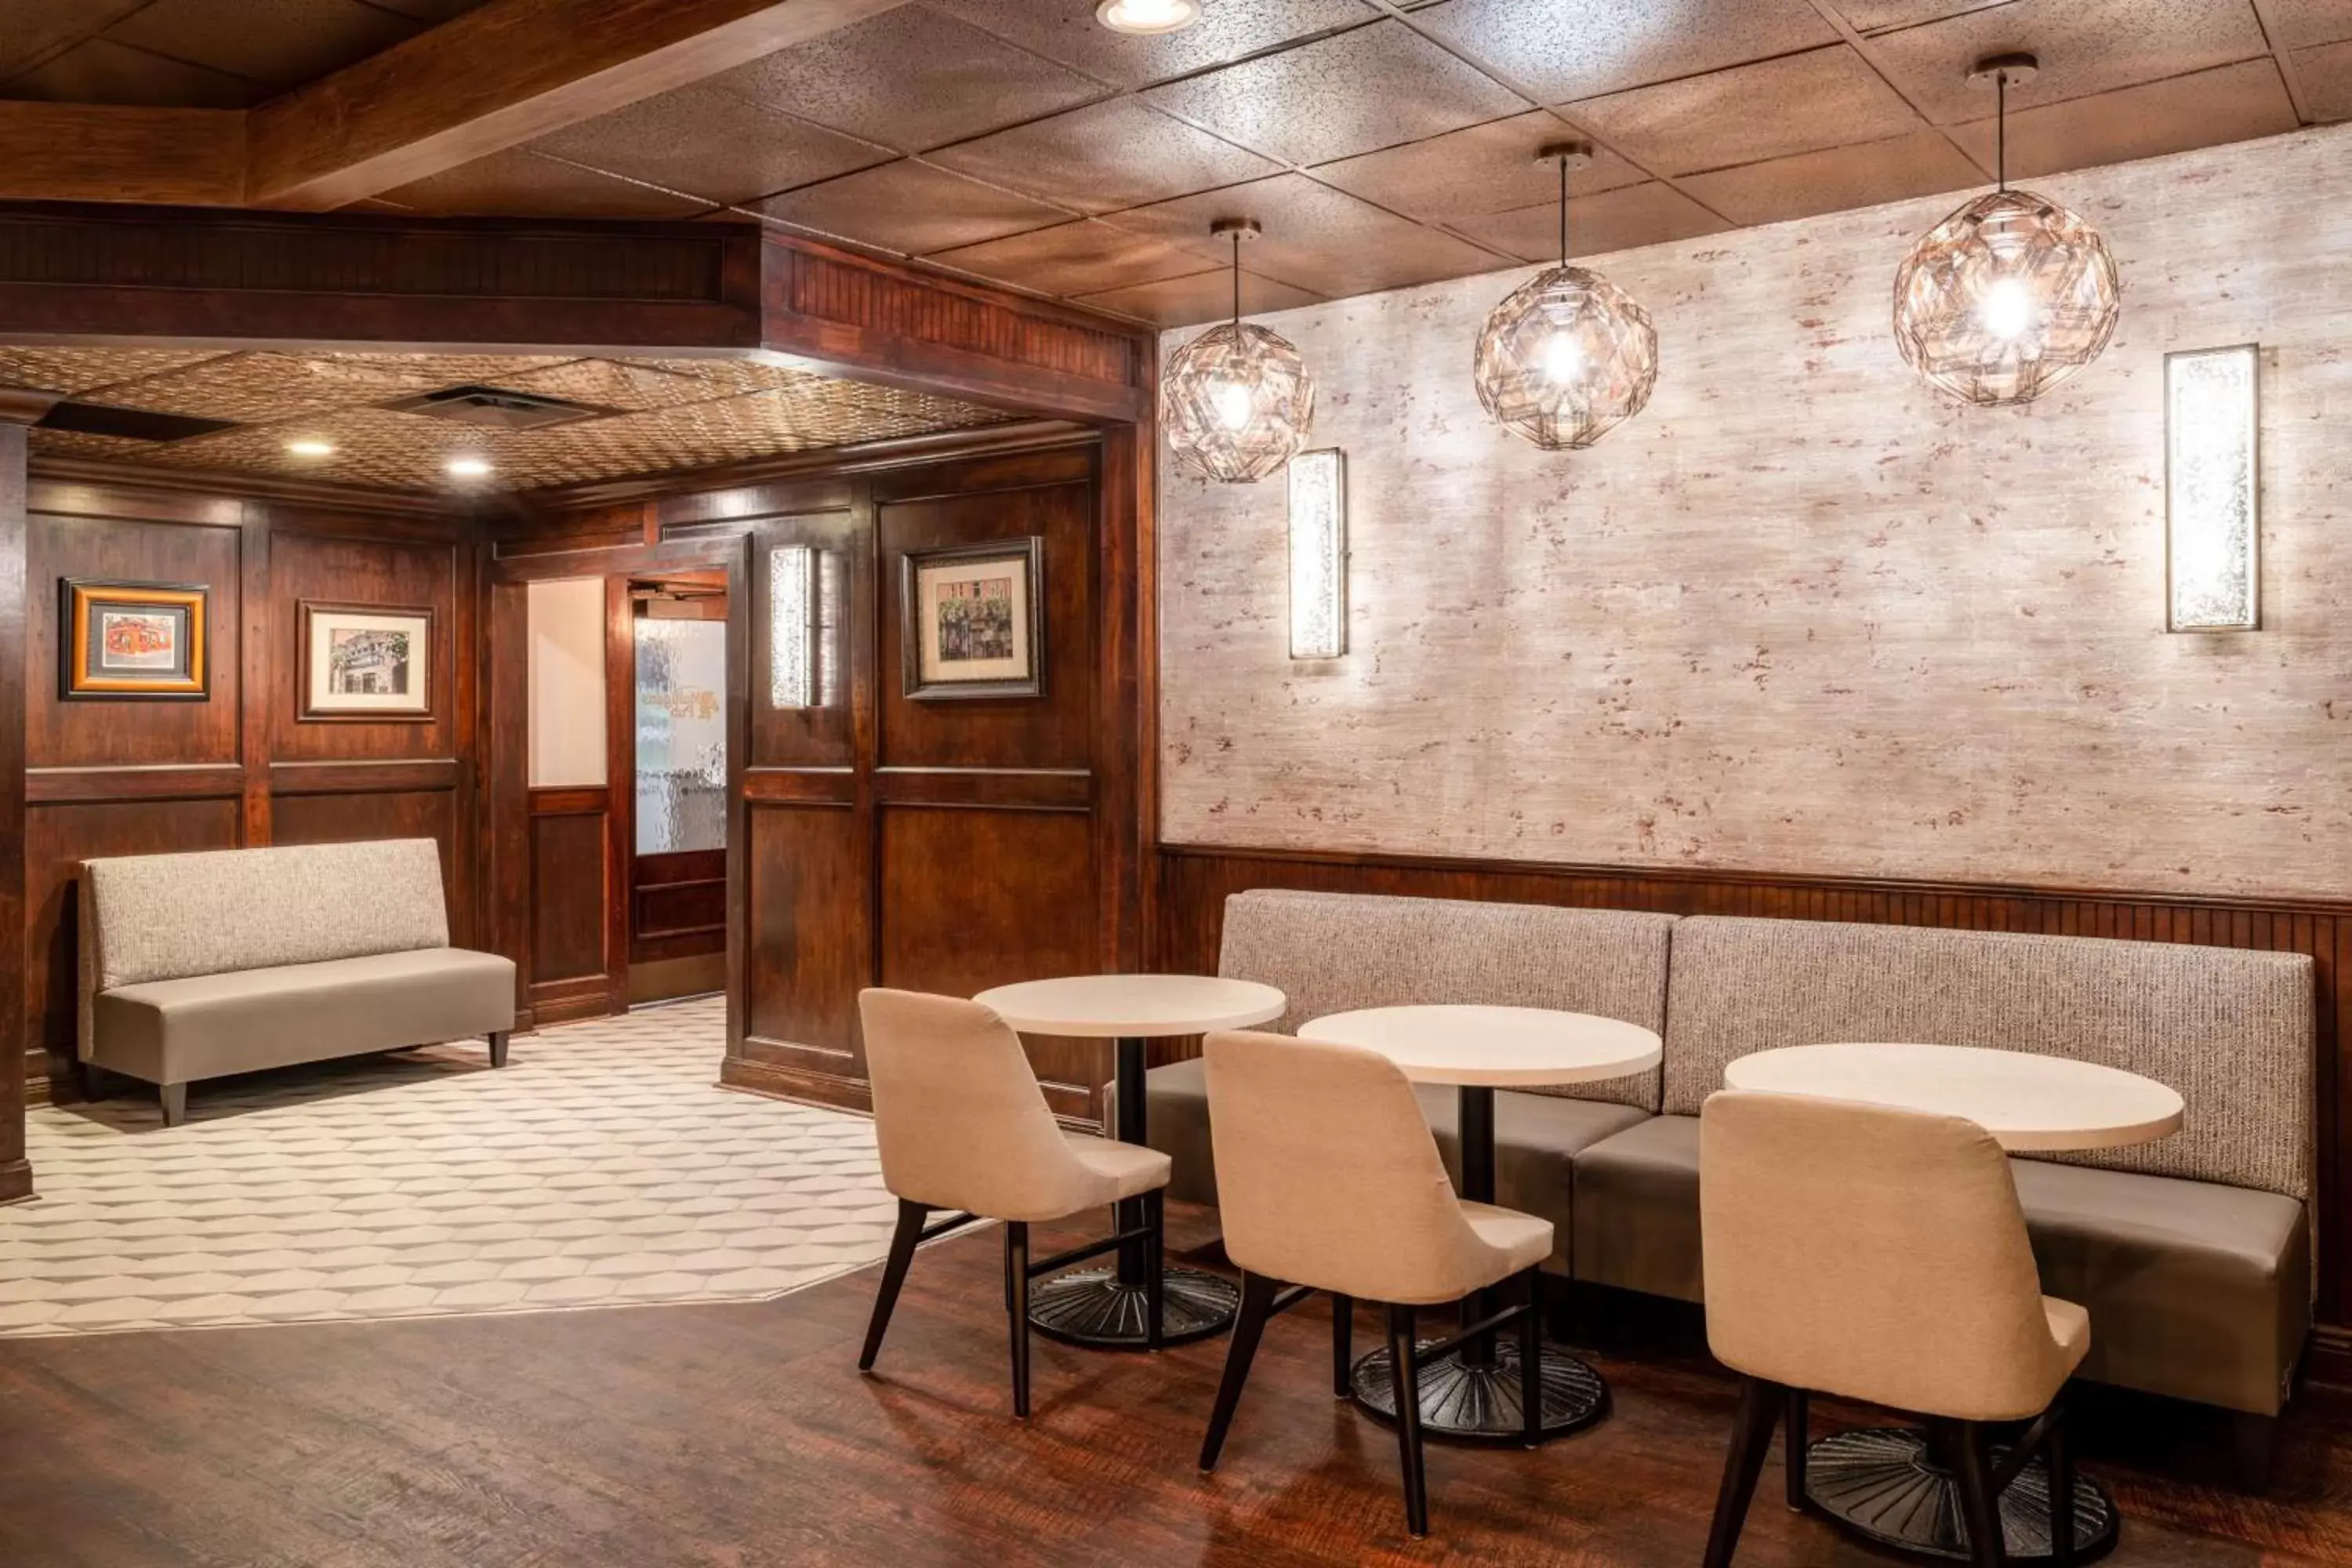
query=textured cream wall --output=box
[527,576,608,789]
[1157,124,2352,902]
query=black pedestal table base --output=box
[1026,1263,1239,1348]
[1805,1426,2119,1563]
[1350,1341,1609,1443]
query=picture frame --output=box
[60,579,209,700]
[898,538,1045,701]
[299,601,436,722]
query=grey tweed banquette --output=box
[78,839,517,1127]
[1141,888,2314,1454]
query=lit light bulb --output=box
[285,438,336,458]
[1976,277,2037,342]
[1094,0,1202,34]
[1541,331,1586,386]
[1213,379,1253,431]
[446,456,493,480]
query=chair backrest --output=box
[1700,1091,2072,1422]
[857,988,1097,1223]
[1203,1029,1511,1305]
[1664,916,2313,1200]
[1217,889,1675,1111]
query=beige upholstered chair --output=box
[1197,1029,1553,1537]
[1699,1091,2092,1568]
[855,989,1174,1417]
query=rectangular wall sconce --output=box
[769,543,816,707]
[1287,448,1348,659]
[2166,344,2259,632]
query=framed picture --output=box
[299,601,435,721]
[899,538,1044,700]
[60,579,208,699]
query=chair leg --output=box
[2230,1411,2278,1494]
[1331,1294,1353,1397]
[2046,1403,2077,1568]
[1005,1221,1031,1420]
[858,1200,927,1372]
[158,1083,187,1127]
[1388,1303,1430,1538]
[1784,1387,1810,1511]
[1200,1272,1280,1471]
[1143,1188,1166,1351]
[1702,1375,1784,1568]
[1945,1419,2009,1568]
[1518,1269,1544,1448]
[488,1030,509,1068]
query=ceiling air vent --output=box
[38,402,238,443]
[383,384,614,430]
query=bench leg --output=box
[2231,1411,2278,1493]
[488,1031,510,1069]
[159,1084,187,1127]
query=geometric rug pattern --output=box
[0,997,901,1337]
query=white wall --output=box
[1158,122,2352,903]
[527,576,607,788]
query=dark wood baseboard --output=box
[532,989,619,1026]
[0,1156,30,1203]
[718,1054,871,1113]
[2305,1325,2352,1392]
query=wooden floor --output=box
[2,1206,2348,1567]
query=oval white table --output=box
[1298,1004,1662,1443]
[975,974,1284,1349]
[1722,1041,2185,1567]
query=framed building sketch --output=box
[899,538,1044,700]
[299,601,435,720]
[60,579,209,699]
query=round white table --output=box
[975,974,1284,1349]
[1722,1040,2185,1566]
[1298,1004,1662,1443]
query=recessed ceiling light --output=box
[446,456,493,480]
[1095,0,1202,35]
[285,438,336,458]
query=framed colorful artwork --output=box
[60,579,209,699]
[299,601,435,721]
[898,538,1044,700]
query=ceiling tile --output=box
[1142,19,1529,166]
[927,98,1281,215]
[0,0,150,82]
[1944,56,2299,174]
[1568,45,1925,175]
[353,0,496,17]
[757,161,1071,256]
[1456,181,1730,263]
[1109,172,1508,297]
[78,351,461,422]
[378,148,713,219]
[2298,39,2352,122]
[1416,0,1839,101]
[498,359,733,414]
[107,0,418,96]
[710,5,1106,154]
[1072,268,1328,329]
[2269,0,2352,50]
[1828,0,2016,31]
[530,82,894,206]
[927,220,1221,296]
[1680,129,1986,225]
[0,347,230,396]
[1312,109,1646,222]
[928,0,1375,90]
[2,36,250,108]
[1863,0,2273,124]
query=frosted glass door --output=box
[634,617,727,855]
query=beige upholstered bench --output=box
[79,839,517,1127]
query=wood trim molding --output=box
[0,102,241,205]
[26,764,245,805]
[26,458,456,519]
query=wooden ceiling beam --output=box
[245,0,911,211]
[0,102,243,205]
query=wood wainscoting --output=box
[1153,841,2352,1384]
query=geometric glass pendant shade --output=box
[1893,54,2122,407]
[1163,218,1316,483]
[1473,141,1660,449]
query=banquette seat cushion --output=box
[1571,916,2314,1417]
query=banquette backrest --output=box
[1214,888,1675,1111]
[1661,916,2314,1201]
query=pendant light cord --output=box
[1996,70,2008,192]
[1230,231,1241,328]
[1557,153,1570,268]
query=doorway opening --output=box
[627,573,728,1004]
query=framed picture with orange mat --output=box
[60,579,209,700]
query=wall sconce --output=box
[1287,448,1347,659]
[770,543,817,706]
[2166,345,2259,632]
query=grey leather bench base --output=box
[1139,1057,1648,1275]
[93,948,517,1087]
[1570,1114,2310,1417]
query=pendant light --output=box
[1162,217,1316,485]
[1473,141,1659,450]
[1893,53,2121,406]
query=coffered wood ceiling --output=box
[0,0,2345,325]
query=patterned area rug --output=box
[0,998,900,1336]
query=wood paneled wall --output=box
[20,467,476,1105]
